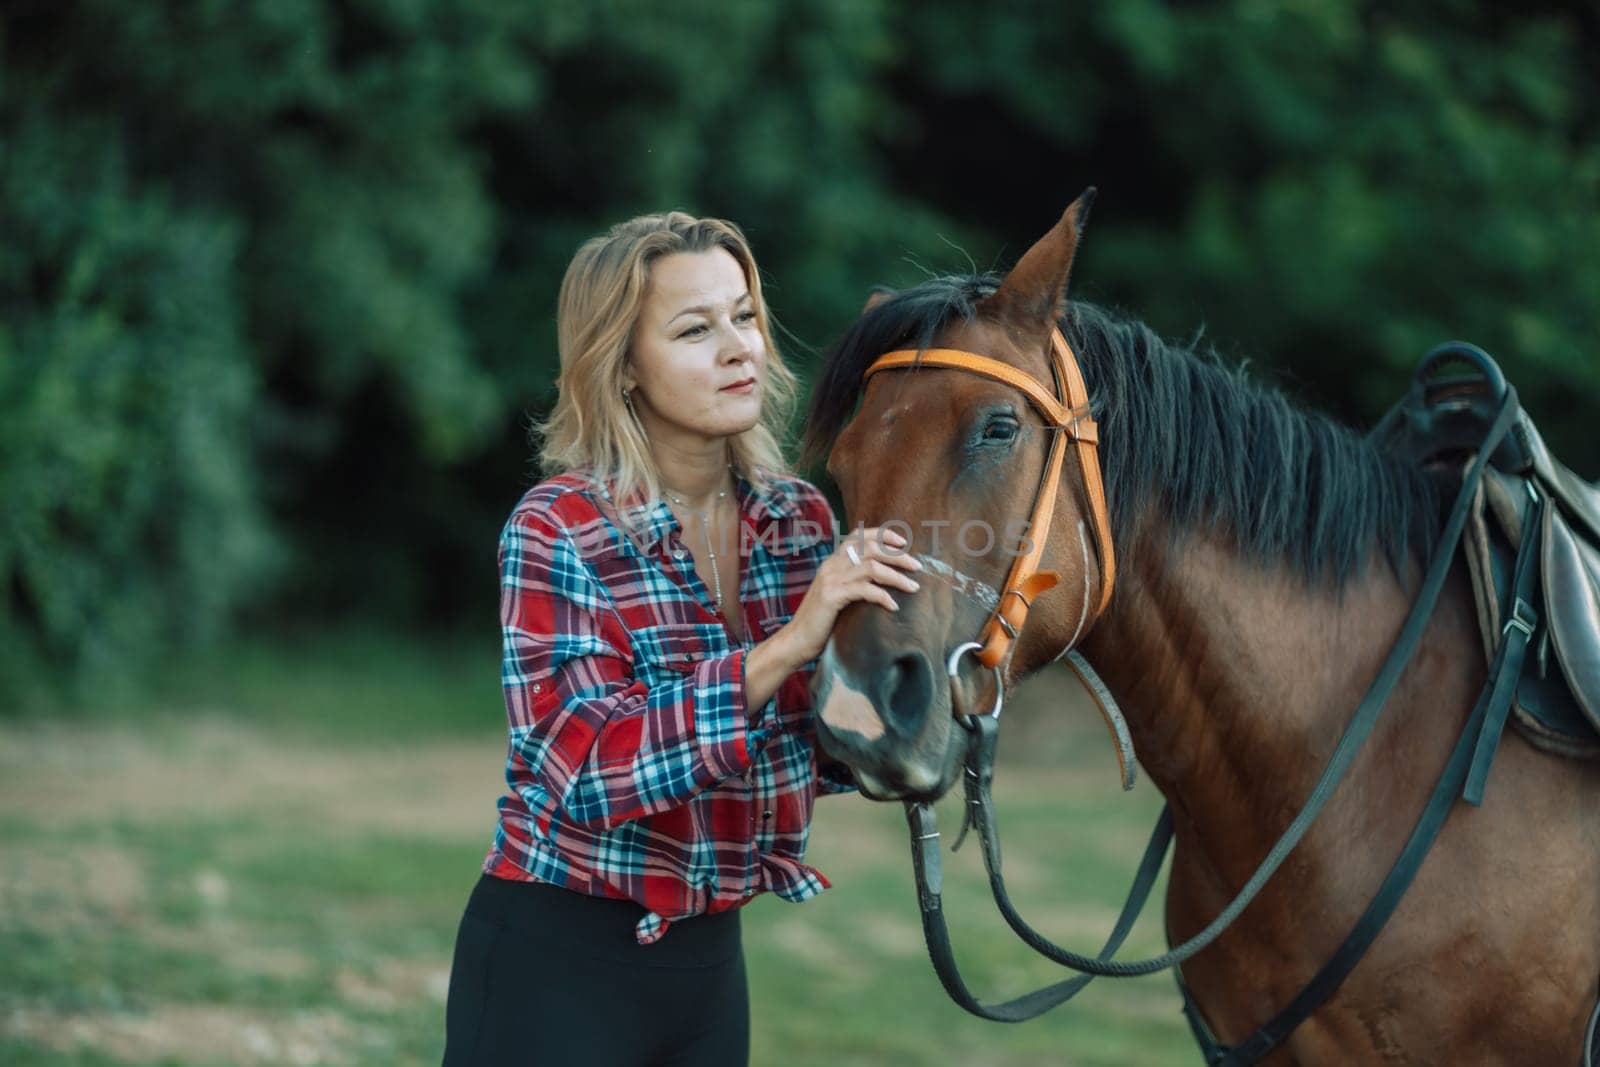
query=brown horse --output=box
[802,198,1600,1062]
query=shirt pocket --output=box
[629,622,718,686]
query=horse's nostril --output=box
[880,650,933,735]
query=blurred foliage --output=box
[0,109,276,704]
[2,0,1596,704]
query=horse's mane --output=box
[801,275,1441,585]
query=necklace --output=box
[662,472,734,614]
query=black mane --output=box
[801,275,1440,584]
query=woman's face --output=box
[627,248,766,445]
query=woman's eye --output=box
[677,324,708,339]
[736,310,757,324]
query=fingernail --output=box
[909,580,921,591]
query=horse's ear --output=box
[990,187,1096,330]
[862,286,896,314]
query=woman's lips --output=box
[719,378,757,393]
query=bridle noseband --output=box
[862,328,1117,704]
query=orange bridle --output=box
[861,328,1115,671]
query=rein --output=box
[860,335,1589,1061]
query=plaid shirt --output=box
[483,465,853,943]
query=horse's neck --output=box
[1076,532,1423,877]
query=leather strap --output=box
[863,348,1086,430]
[1062,649,1138,791]
[863,328,1115,672]
[903,766,1173,1022]
[1051,330,1116,622]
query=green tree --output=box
[875,2,1600,464]
[0,110,273,701]
[4,0,1596,704]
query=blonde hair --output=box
[534,212,799,525]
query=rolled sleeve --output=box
[691,648,772,779]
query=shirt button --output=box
[531,683,542,693]
[762,810,774,820]
[743,889,756,898]
[681,652,693,662]
[673,548,687,560]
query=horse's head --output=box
[805,192,1113,802]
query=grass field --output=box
[1,632,1197,1065]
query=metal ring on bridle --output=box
[946,640,1005,721]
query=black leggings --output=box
[442,874,749,1067]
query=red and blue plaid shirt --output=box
[483,465,853,943]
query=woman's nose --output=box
[720,327,756,363]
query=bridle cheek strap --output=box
[862,328,1116,671]
[1053,330,1116,624]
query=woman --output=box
[442,212,922,1066]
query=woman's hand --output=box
[741,525,922,717]
[781,526,923,666]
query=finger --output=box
[870,544,923,570]
[863,525,908,548]
[870,560,920,593]
[845,572,903,609]
[849,525,906,552]
[867,586,900,612]
[862,538,922,570]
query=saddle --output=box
[1372,344,1600,758]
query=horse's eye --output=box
[981,418,1019,444]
